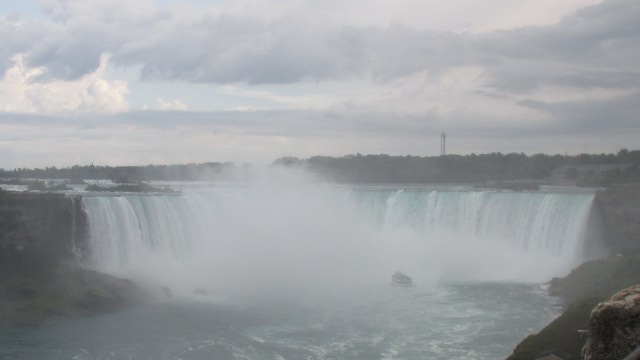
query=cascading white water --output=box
[352,189,595,283]
[81,185,595,297]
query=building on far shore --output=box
[548,163,635,185]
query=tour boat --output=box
[391,271,413,286]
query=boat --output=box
[391,271,413,286]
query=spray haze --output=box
[81,168,596,302]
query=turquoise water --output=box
[0,282,559,360]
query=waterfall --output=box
[353,190,593,260]
[351,189,595,283]
[81,186,595,296]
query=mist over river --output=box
[1,178,597,360]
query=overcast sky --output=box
[0,0,638,168]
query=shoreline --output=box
[507,252,640,360]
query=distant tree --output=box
[26,181,47,191]
[617,148,630,158]
[565,167,578,180]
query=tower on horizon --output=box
[440,132,446,156]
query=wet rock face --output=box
[0,192,87,269]
[594,185,640,254]
[66,267,144,311]
[583,284,640,360]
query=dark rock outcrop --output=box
[0,191,147,326]
[514,253,640,360]
[0,192,87,272]
[506,297,600,360]
[59,265,145,312]
[583,284,640,360]
[548,253,640,304]
[0,264,145,326]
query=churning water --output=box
[2,182,596,360]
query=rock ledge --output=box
[583,284,640,360]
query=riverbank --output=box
[0,263,145,326]
[506,253,640,359]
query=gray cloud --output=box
[0,16,46,75]
[123,20,467,84]
[0,2,479,85]
[1,0,636,94]
[478,0,640,93]
[553,70,640,89]
[0,99,635,169]
[518,91,640,134]
[0,108,443,139]
[26,26,108,81]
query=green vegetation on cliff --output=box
[508,253,640,360]
[506,296,601,360]
[549,253,640,303]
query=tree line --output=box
[0,162,235,183]
[274,150,640,185]
[1,150,639,185]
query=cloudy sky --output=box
[0,0,638,168]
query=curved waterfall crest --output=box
[81,187,595,293]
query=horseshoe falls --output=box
[82,186,595,291]
[10,185,599,360]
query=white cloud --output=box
[224,106,270,112]
[38,0,158,23]
[205,0,603,33]
[0,54,129,115]
[156,97,188,110]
